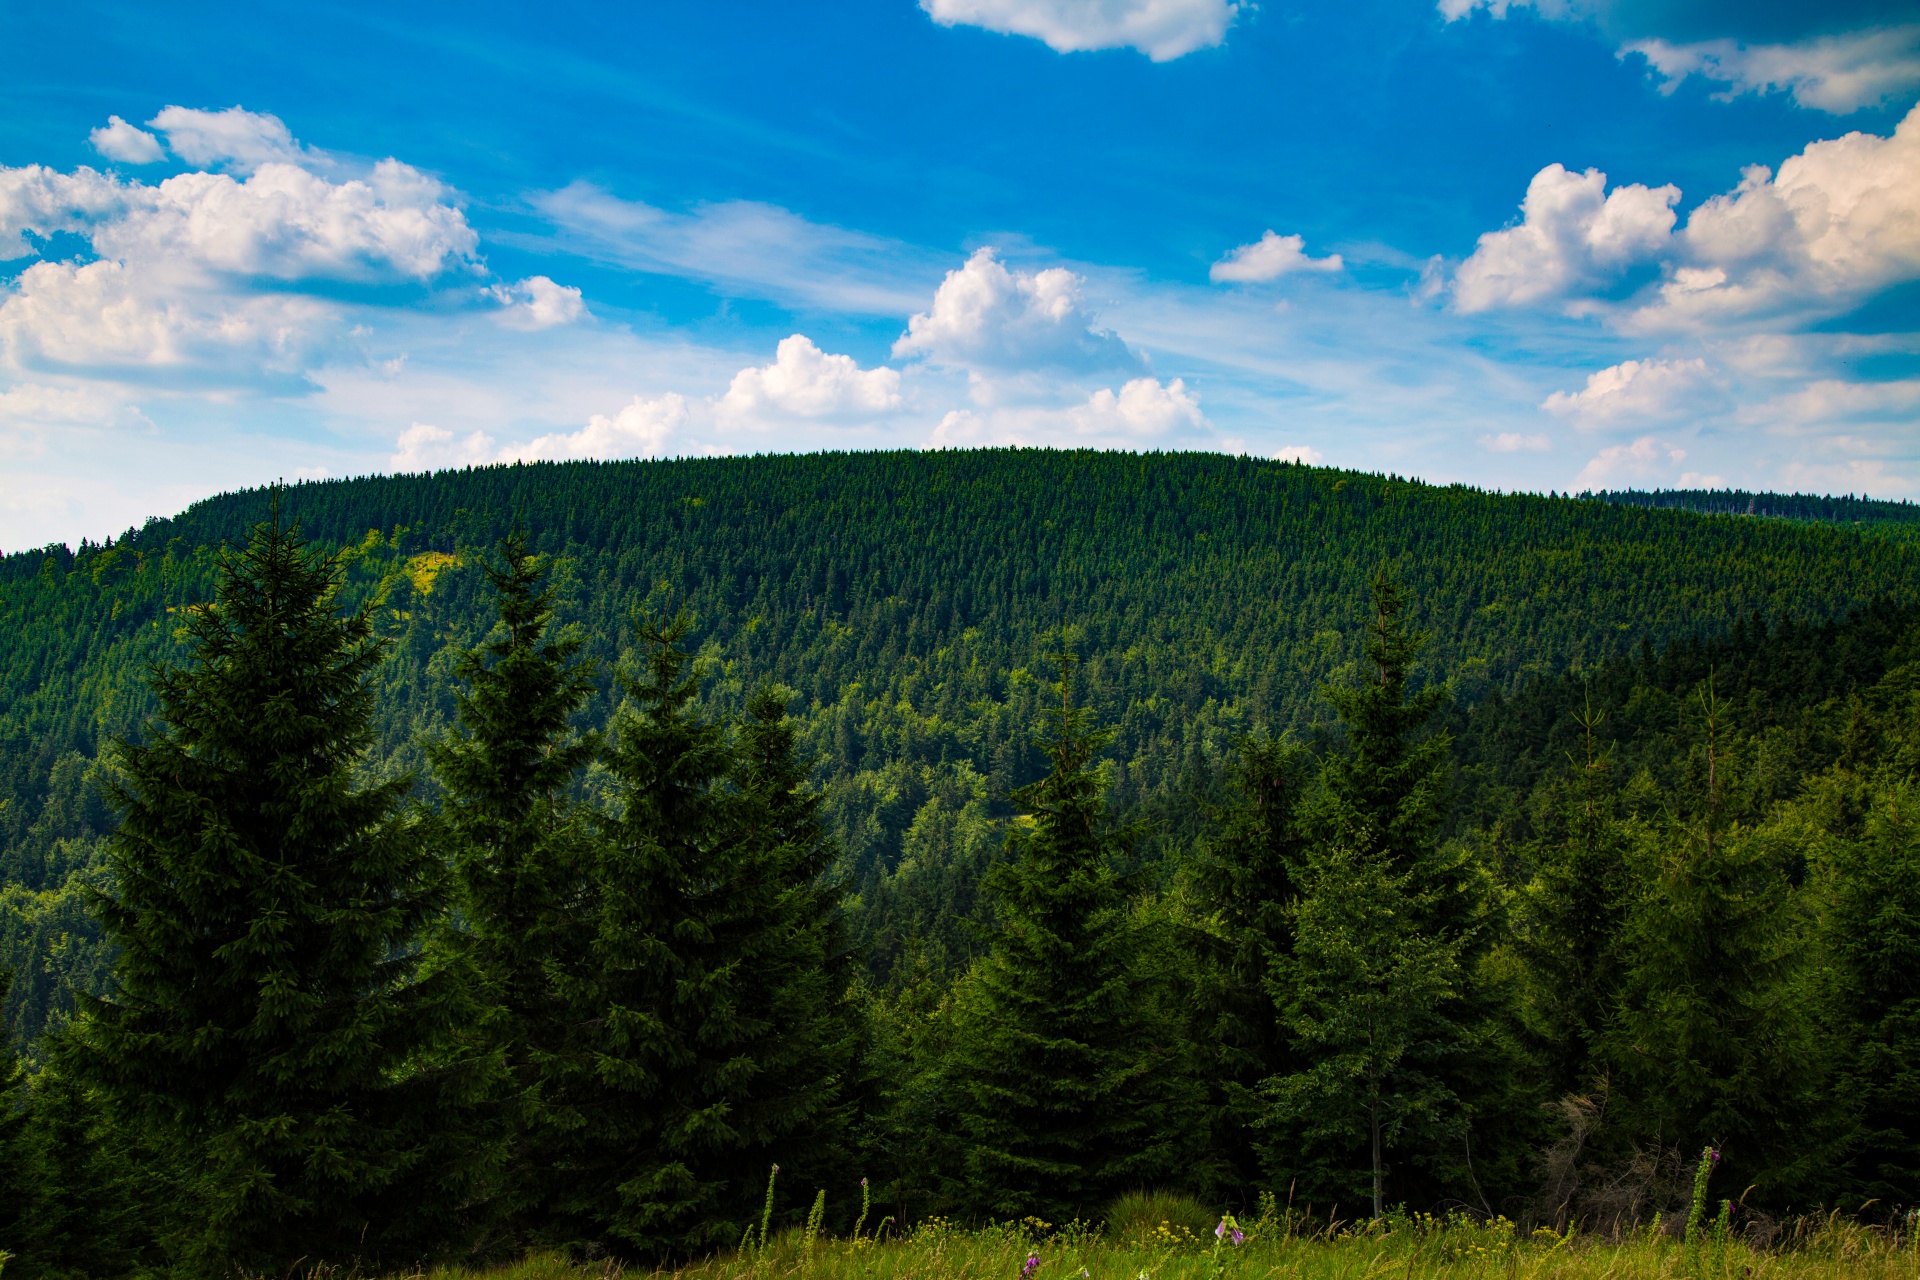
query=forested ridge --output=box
[3,449,1920,1275]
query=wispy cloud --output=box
[529,182,943,316]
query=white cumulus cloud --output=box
[719,335,902,422]
[1629,103,1920,330]
[1454,164,1679,312]
[894,248,1135,374]
[0,118,483,382]
[1573,434,1689,489]
[1480,431,1552,451]
[89,117,164,165]
[929,376,1206,446]
[1210,231,1344,283]
[920,0,1238,60]
[391,422,498,472]
[1272,444,1325,464]
[150,105,312,174]
[488,276,587,330]
[1542,357,1722,426]
[499,393,691,462]
[1627,26,1920,115]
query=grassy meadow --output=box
[410,1205,1920,1280]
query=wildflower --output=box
[1023,1252,1040,1278]
[1232,1229,1245,1245]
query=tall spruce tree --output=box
[0,971,29,1263]
[1266,845,1463,1220]
[1821,776,1920,1205]
[1512,693,1633,1101]
[71,509,463,1272]
[1601,683,1827,1203]
[1183,735,1314,1188]
[720,684,860,1195]
[556,612,854,1257]
[946,656,1196,1223]
[427,533,599,1237]
[1265,574,1509,1211]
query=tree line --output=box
[9,450,1920,1052]
[3,506,1918,1276]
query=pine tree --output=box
[1822,776,1920,1205]
[1183,735,1314,1188]
[555,612,854,1257]
[946,656,1197,1223]
[1266,845,1463,1219]
[0,971,30,1265]
[1601,681,1826,1202]
[1266,573,1509,1211]
[1514,691,1633,1099]
[427,533,599,1236]
[69,507,463,1272]
[720,683,860,1194]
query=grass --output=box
[413,1209,1920,1280]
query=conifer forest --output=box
[4,448,1920,1276]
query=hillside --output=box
[5,449,1919,1045]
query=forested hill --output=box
[1586,485,1920,533]
[5,449,1920,1043]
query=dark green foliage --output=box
[1265,577,1478,1212]
[946,658,1199,1223]
[427,534,600,1238]
[9,455,1920,1247]
[1812,777,1920,1205]
[68,511,467,1273]
[10,451,1920,1036]
[554,613,854,1257]
[1181,734,1314,1189]
[1600,808,1826,1202]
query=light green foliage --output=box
[409,1210,1920,1280]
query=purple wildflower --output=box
[1216,1219,1228,1239]
[1232,1229,1245,1245]
[1022,1252,1040,1278]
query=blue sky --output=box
[3,0,1918,550]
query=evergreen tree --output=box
[1601,684,1826,1202]
[720,684,861,1195]
[1266,844,1463,1219]
[427,533,599,1236]
[1512,693,1633,1100]
[0,971,29,1262]
[946,656,1197,1223]
[1821,776,1920,1205]
[1182,735,1314,1188]
[556,613,855,1257]
[69,508,464,1272]
[1267,574,1516,1210]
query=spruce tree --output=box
[946,656,1196,1223]
[1266,573,1508,1210]
[1822,776,1920,1205]
[1513,693,1633,1100]
[556,612,853,1256]
[1266,845,1463,1220]
[427,533,599,1235]
[720,684,860,1195]
[1601,683,1825,1202]
[0,972,29,1264]
[71,508,461,1272]
[1183,735,1314,1188]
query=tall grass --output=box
[412,1209,1920,1280]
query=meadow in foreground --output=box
[418,1209,1920,1280]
